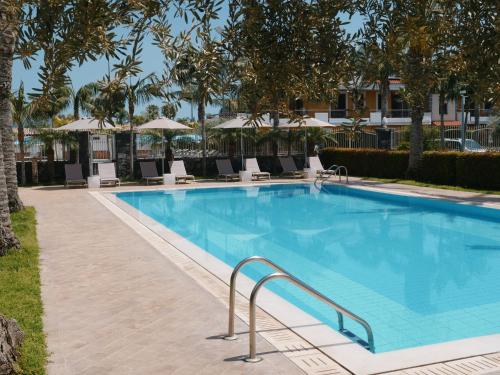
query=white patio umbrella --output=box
[136,117,191,173]
[56,118,115,176]
[279,117,334,166]
[214,117,271,167]
[56,118,114,131]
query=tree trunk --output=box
[380,77,390,123]
[18,125,25,185]
[73,94,80,120]
[270,105,280,156]
[0,5,21,254]
[0,14,22,212]
[128,101,135,178]
[47,145,55,183]
[198,99,206,176]
[407,106,424,178]
[439,91,445,149]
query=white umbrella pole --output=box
[304,128,308,167]
[241,127,244,169]
[162,129,165,174]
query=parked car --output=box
[430,138,487,152]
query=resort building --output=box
[290,78,494,128]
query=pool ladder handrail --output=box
[314,164,349,188]
[224,256,375,362]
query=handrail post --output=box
[247,273,286,362]
[224,256,375,361]
[225,256,262,340]
[225,256,288,340]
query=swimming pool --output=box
[116,184,500,353]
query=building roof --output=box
[431,121,462,126]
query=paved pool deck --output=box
[20,178,500,375]
[21,185,303,375]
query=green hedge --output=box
[320,148,500,190]
[456,153,500,190]
[320,149,408,179]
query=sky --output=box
[12,6,362,120]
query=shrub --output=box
[320,148,500,190]
[320,148,408,179]
[456,153,500,190]
[419,151,459,185]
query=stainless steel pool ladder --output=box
[224,256,375,362]
[314,164,349,187]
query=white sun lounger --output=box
[245,158,270,180]
[169,160,195,183]
[98,162,121,187]
[308,156,338,177]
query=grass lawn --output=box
[363,177,500,196]
[0,207,46,375]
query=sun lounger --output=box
[245,158,270,180]
[97,162,121,187]
[64,164,87,188]
[279,157,304,178]
[216,159,240,182]
[140,161,163,185]
[169,160,195,183]
[308,156,338,177]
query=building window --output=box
[439,102,448,115]
[391,93,410,117]
[377,93,382,111]
[330,93,346,118]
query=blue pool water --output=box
[116,184,500,353]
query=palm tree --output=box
[112,28,159,178]
[158,0,225,177]
[71,84,95,120]
[341,117,370,149]
[10,82,32,186]
[120,74,157,177]
[0,2,21,252]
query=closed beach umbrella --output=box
[137,118,192,173]
[214,117,271,166]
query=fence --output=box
[15,125,500,163]
[391,125,500,151]
[15,134,115,161]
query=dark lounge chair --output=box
[140,161,163,185]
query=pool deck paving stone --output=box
[19,178,500,375]
[20,186,305,375]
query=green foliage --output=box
[225,0,351,123]
[321,148,500,190]
[455,153,500,190]
[320,148,409,179]
[419,151,459,185]
[340,118,370,144]
[145,104,160,120]
[0,208,46,375]
[161,103,177,119]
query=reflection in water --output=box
[117,184,500,352]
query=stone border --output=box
[91,181,500,374]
